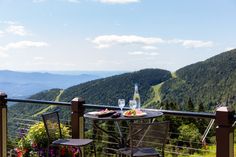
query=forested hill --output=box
[159,49,236,109]
[9,69,171,120]
[9,49,236,118]
[59,69,172,105]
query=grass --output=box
[143,72,177,108]
[189,145,236,157]
[165,145,236,157]
[32,89,64,117]
[143,83,163,107]
[171,72,177,78]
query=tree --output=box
[196,102,208,134]
[178,123,201,154]
[198,102,205,112]
[187,98,194,112]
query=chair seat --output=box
[52,138,93,147]
[118,147,160,157]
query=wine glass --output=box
[118,99,125,112]
[129,100,137,110]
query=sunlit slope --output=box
[8,88,62,119]
[159,49,236,109]
[32,89,64,117]
[143,83,163,108]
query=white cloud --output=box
[128,51,159,56]
[171,39,213,48]
[33,56,44,61]
[225,47,235,51]
[92,35,164,48]
[182,40,213,48]
[32,0,79,3]
[128,51,144,55]
[6,41,48,50]
[142,45,157,50]
[0,41,48,51]
[0,51,8,57]
[32,0,46,3]
[67,0,80,3]
[91,35,214,52]
[6,25,28,36]
[97,44,111,49]
[0,30,4,37]
[0,47,8,57]
[98,0,139,4]
[148,52,159,56]
[0,21,17,25]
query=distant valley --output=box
[0,70,123,98]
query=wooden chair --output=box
[117,121,169,157]
[42,110,96,157]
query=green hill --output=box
[8,88,62,119]
[9,49,236,117]
[59,68,172,105]
[9,68,171,120]
[159,49,236,110]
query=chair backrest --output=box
[42,110,62,144]
[130,121,169,157]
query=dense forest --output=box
[59,68,171,105]
[159,49,236,110]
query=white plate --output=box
[123,112,147,117]
[87,111,116,116]
[87,111,101,116]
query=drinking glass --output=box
[129,100,137,110]
[118,99,125,112]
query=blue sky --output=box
[0,0,236,72]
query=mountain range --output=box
[0,70,113,97]
[8,49,236,119]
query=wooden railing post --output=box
[216,106,235,157]
[0,92,7,157]
[71,97,85,139]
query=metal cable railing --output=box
[9,117,218,157]
[6,98,71,106]
[5,98,235,157]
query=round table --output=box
[84,110,163,121]
[84,110,163,149]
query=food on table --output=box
[111,112,121,118]
[88,108,116,117]
[99,108,114,114]
[97,109,116,117]
[123,109,146,116]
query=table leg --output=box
[93,121,120,142]
[92,120,97,141]
[92,120,128,156]
[114,121,125,148]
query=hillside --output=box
[159,49,236,109]
[59,69,172,105]
[8,88,62,119]
[8,69,171,120]
[8,49,236,116]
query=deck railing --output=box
[0,91,235,157]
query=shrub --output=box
[17,121,70,157]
